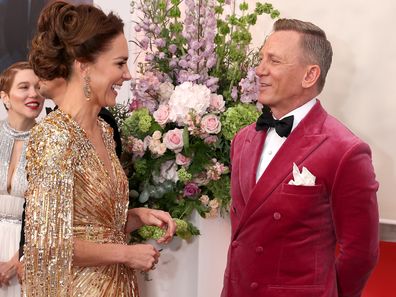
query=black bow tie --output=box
[255,107,294,137]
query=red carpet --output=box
[363,241,396,297]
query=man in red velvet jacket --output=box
[221,19,379,297]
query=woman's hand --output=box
[125,208,176,244]
[121,244,160,272]
[0,254,19,287]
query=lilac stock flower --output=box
[169,58,179,68]
[239,68,259,103]
[168,44,177,54]
[190,40,201,50]
[178,59,189,69]
[231,86,238,101]
[145,54,155,62]
[140,36,149,50]
[183,182,201,198]
[155,38,166,48]
[206,55,216,68]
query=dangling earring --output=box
[83,75,91,100]
[4,101,10,110]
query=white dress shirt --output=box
[256,98,317,182]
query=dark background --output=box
[0,0,93,72]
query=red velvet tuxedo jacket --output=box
[221,101,379,297]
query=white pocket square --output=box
[288,163,316,186]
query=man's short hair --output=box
[273,18,333,93]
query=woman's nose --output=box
[29,86,39,97]
[123,66,132,81]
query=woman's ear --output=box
[1,90,10,110]
[302,65,321,89]
[0,90,9,102]
[73,60,90,78]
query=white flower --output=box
[168,82,211,124]
[152,130,162,140]
[153,160,179,183]
[158,81,174,101]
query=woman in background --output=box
[24,2,176,296]
[0,61,44,296]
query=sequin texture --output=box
[23,110,139,296]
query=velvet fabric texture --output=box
[222,101,379,297]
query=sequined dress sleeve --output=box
[23,116,77,296]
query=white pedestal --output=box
[137,212,231,297]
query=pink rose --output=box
[153,104,170,126]
[126,136,145,157]
[209,94,225,113]
[201,114,221,134]
[163,128,184,152]
[176,153,191,167]
[204,135,219,145]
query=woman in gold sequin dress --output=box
[23,2,176,296]
[0,62,44,297]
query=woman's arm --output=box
[73,239,160,271]
[0,251,19,287]
[124,207,176,244]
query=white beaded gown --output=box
[0,120,29,297]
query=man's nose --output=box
[255,60,268,77]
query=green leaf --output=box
[183,126,190,150]
[239,2,248,11]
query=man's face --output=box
[255,30,309,115]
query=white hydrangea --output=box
[168,82,211,124]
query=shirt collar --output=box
[279,98,317,132]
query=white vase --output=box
[136,211,231,297]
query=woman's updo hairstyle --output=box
[29,1,124,81]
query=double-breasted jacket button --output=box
[231,241,238,248]
[255,246,264,253]
[250,282,258,290]
[273,212,282,220]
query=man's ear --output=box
[302,65,321,89]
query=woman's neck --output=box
[7,113,36,131]
[58,87,101,135]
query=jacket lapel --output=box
[233,101,328,238]
[238,129,267,204]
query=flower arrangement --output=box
[113,0,279,240]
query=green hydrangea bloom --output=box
[221,104,260,140]
[137,218,191,240]
[134,159,148,177]
[177,168,192,183]
[122,108,153,138]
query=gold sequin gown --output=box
[23,109,139,296]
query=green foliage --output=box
[137,218,199,241]
[121,108,154,139]
[221,104,261,140]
